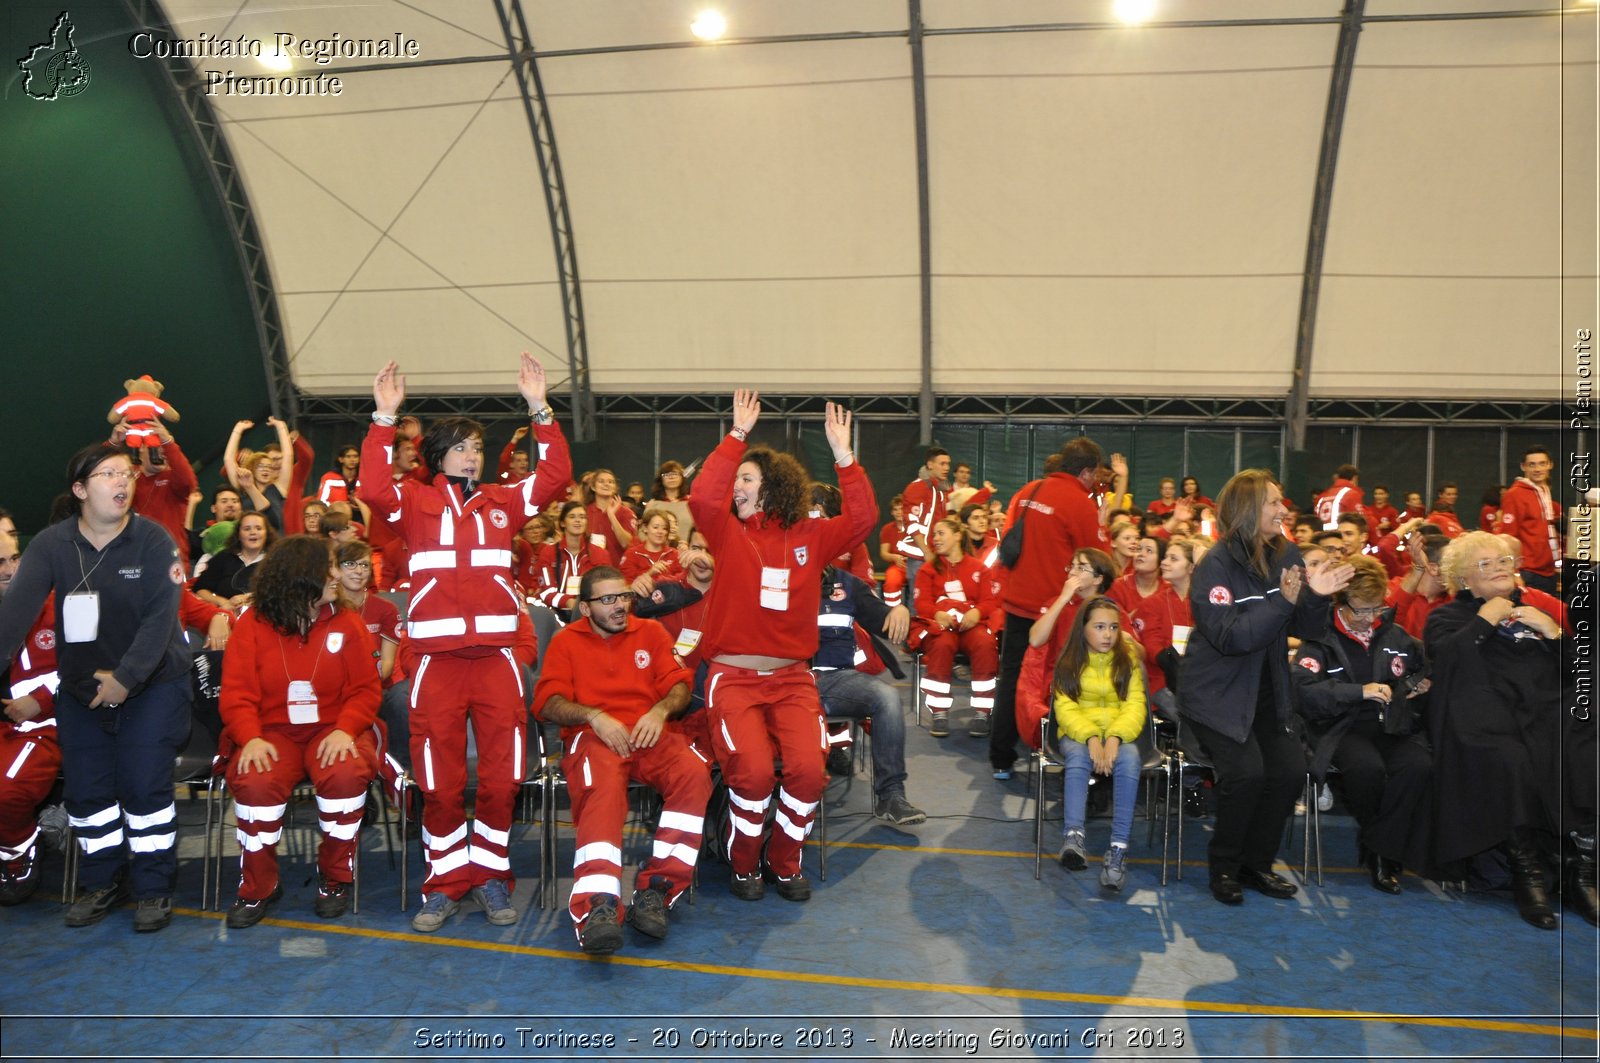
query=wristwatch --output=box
[530,404,555,425]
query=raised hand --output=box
[1306,561,1355,598]
[1110,453,1129,479]
[822,401,853,461]
[517,352,546,408]
[732,389,760,435]
[373,361,406,417]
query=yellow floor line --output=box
[172,907,1595,1041]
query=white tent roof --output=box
[160,0,1597,401]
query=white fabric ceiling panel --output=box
[925,23,1334,391]
[542,39,921,389]
[934,276,1302,395]
[581,279,923,392]
[1314,15,1582,397]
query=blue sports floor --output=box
[2,676,1596,1062]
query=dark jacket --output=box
[0,515,189,706]
[1178,534,1331,743]
[1291,611,1427,778]
[1423,589,1570,865]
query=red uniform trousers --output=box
[228,724,378,901]
[705,663,828,879]
[410,649,527,899]
[881,566,907,608]
[918,627,1000,713]
[0,728,61,872]
[563,729,711,931]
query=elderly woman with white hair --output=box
[1423,530,1592,929]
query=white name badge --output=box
[760,566,790,611]
[563,574,581,597]
[287,680,320,725]
[62,592,100,644]
[589,533,606,549]
[1172,624,1192,656]
[674,628,703,658]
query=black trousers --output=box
[1331,718,1432,866]
[989,612,1034,772]
[1187,708,1305,878]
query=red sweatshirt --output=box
[132,439,198,566]
[533,614,691,739]
[220,605,381,745]
[999,473,1109,619]
[3,596,58,727]
[688,434,877,661]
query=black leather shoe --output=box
[1368,854,1402,895]
[1238,866,1298,899]
[1209,873,1244,906]
[1507,843,1558,930]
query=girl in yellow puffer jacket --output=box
[1053,597,1146,890]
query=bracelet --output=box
[372,413,397,427]
[530,404,554,424]
[729,426,748,442]
[835,451,855,467]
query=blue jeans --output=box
[814,668,908,800]
[1060,735,1141,847]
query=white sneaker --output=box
[1316,783,1334,813]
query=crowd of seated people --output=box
[0,371,1590,947]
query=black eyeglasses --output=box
[584,591,636,606]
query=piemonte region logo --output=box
[18,12,92,101]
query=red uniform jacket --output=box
[535,540,615,612]
[533,614,691,740]
[359,420,570,653]
[1314,479,1364,528]
[899,476,945,560]
[1361,503,1399,544]
[586,502,636,561]
[999,474,1109,619]
[1106,571,1163,618]
[1128,584,1193,695]
[910,554,1000,646]
[621,542,685,585]
[1426,509,1464,539]
[3,597,58,733]
[1499,478,1562,576]
[688,434,877,662]
[220,605,381,745]
[132,439,198,566]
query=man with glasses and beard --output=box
[533,567,708,954]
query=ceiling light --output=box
[257,46,293,72]
[1113,0,1157,24]
[690,10,727,41]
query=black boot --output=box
[1506,841,1558,930]
[1567,833,1599,928]
[1366,851,1402,895]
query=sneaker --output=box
[766,868,811,903]
[968,712,992,738]
[1100,846,1128,891]
[0,860,39,906]
[410,891,460,933]
[579,895,624,954]
[314,877,350,919]
[953,662,972,681]
[628,878,670,940]
[929,713,950,738]
[1293,799,1308,816]
[1058,830,1088,871]
[873,793,927,826]
[825,746,853,778]
[729,870,765,901]
[64,877,130,928]
[226,885,283,930]
[1316,783,1334,813]
[134,895,173,933]
[993,768,1013,781]
[1184,786,1208,819]
[470,879,519,926]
